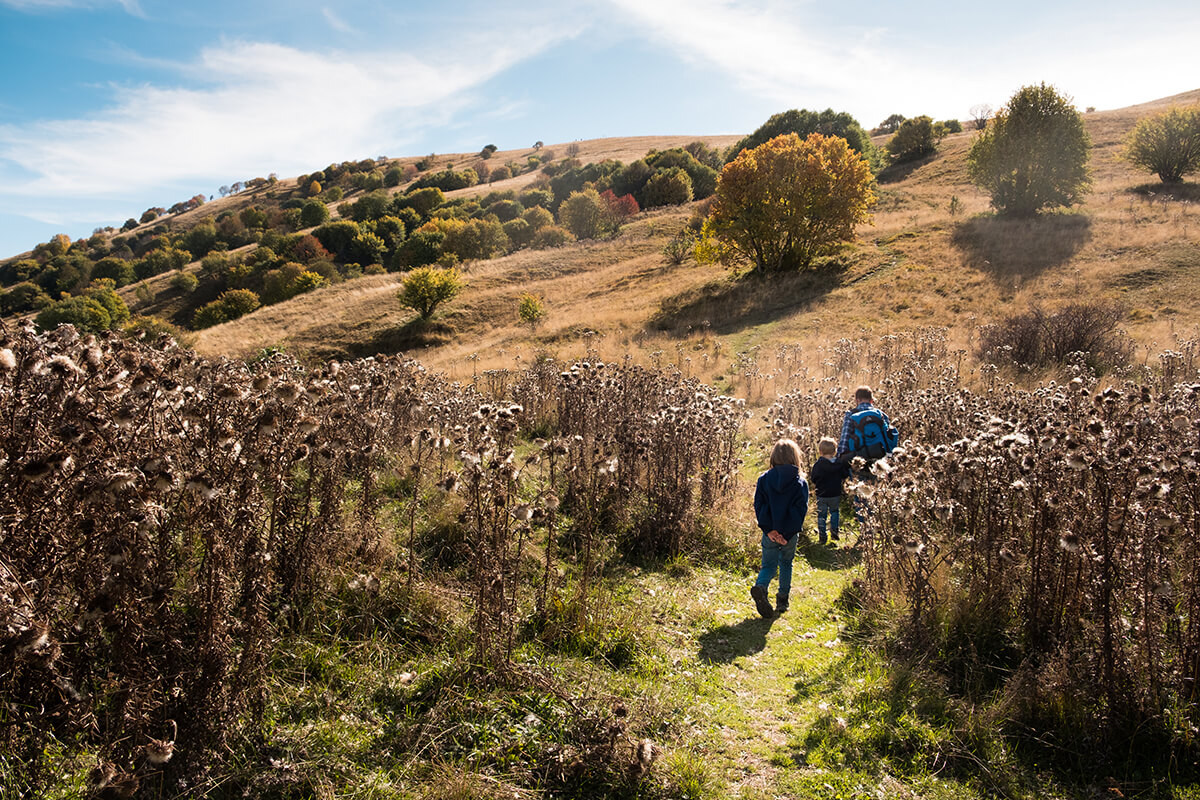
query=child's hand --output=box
[768,530,786,545]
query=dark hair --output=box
[855,385,873,402]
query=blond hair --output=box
[818,437,837,456]
[770,438,802,468]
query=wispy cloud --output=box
[0,29,569,205]
[1,0,143,14]
[321,7,357,35]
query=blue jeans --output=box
[816,496,840,542]
[755,532,798,594]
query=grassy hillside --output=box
[180,90,1200,389]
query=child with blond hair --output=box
[810,437,851,545]
[751,438,809,617]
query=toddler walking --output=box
[751,439,809,618]
[810,437,851,545]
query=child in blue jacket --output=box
[752,438,809,617]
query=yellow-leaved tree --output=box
[696,132,875,273]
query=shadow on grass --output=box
[1128,181,1200,202]
[875,153,937,185]
[698,615,776,664]
[950,212,1091,283]
[649,263,846,336]
[801,542,862,571]
[351,317,455,358]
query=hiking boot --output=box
[750,584,773,618]
[775,592,789,614]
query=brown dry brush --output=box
[0,323,449,791]
[0,324,747,794]
[855,367,1200,763]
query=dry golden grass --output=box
[192,91,1200,388]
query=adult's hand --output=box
[768,530,786,545]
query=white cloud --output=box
[603,0,1200,127]
[321,7,357,35]
[0,0,142,14]
[0,32,568,204]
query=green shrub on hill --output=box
[1124,104,1200,183]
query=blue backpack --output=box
[845,408,899,461]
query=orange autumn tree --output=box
[696,132,875,273]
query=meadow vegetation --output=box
[6,89,1200,798]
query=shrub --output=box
[183,222,219,258]
[437,218,510,261]
[977,300,1133,371]
[171,271,199,293]
[411,169,478,192]
[1123,105,1200,183]
[967,83,1091,216]
[140,208,159,224]
[558,189,608,239]
[522,206,554,231]
[519,188,554,209]
[35,295,112,333]
[936,118,963,134]
[91,257,135,286]
[300,199,330,227]
[886,115,940,164]
[876,113,906,134]
[313,220,361,261]
[489,165,512,183]
[34,284,129,334]
[346,230,386,265]
[398,266,465,319]
[486,199,524,223]
[727,108,876,165]
[134,246,192,280]
[192,288,261,328]
[394,229,445,269]
[530,225,573,249]
[503,218,533,249]
[0,281,53,314]
[642,167,693,207]
[645,149,717,199]
[383,165,405,187]
[600,190,639,225]
[517,292,546,330]
[393,187,446,217]
[349,191,391,223]
[697,132,876,273]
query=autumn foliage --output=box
[697,132,875,273]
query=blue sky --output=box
[1,0,1197,259]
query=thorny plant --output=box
[0,321,746,795]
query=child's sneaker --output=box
[750,584,773,618]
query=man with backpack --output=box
[836,385,898,468]
[837,386,898,529]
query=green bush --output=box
[1124,104,1200,183]
[91,257,135,287]
[171,271,199,293]
[398,266,465,319]
[383,165,405,187]
[558,189,608,239]
[411,169,478,192]
[522,206,554,231]
[886,116,939,164]
[728,108,877,166]
[518,188,553,209]
[34,284,129,334]
[530,225,573,249]
[192,288,260,329]
[642,167,694,207]
[346,230,386,265]
[438,218,509,261]
[300,199,330,227]
[503,218,533,249]
[968,83,1091,216]
[1,281,53,314]
[486,199,524,222]
[394,229,445,269]
[517,292,546,330]
[393,187,446,217]
[313,220,361,261]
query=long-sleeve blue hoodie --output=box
[754,464,810,541]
